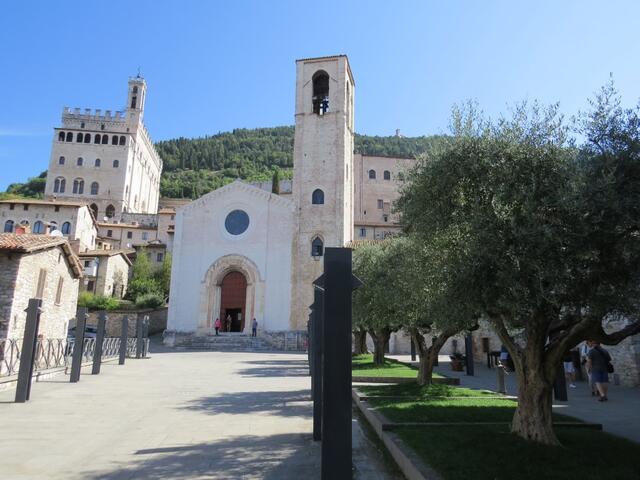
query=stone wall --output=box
[85,307,167,337]
[1,246,79,341]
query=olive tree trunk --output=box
[353,328,368,355]
[410,327,457,385]
[369,328,390,366]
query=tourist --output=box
[563,349,577,388]
[586,340,612,402]
[226,314,232,332]
[214,317,221,336]
[251,318,258,337]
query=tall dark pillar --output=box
[92,311,107,374]
[70,307,88,383]
[15,299,42,403]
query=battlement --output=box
[62,107,128,122]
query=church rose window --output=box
[225,210,250,235]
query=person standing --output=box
[251,318,258,337]
[586,340,612,402]
[214,318,221,336]
[226,314,232,332]
[580,342,597,396]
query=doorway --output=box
[219,271,247,332]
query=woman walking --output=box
[214,318,221,336]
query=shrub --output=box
[125,278,162,301]
[135,293,165,309]
[77,292,119,311]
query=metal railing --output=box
[0,336,147,378]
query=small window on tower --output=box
[384,170,391,180]
[377,199,383,209]
[94,134,101,144]
[84,134,90,143]
[112,135,118,145]
[77,157,83,166]
[369,170,376,180]
[58,132,65,142]
[102,135,108,144]
[312,71,330,115]
[119,136,126,146]
[131,96,137,109]
[76,133,83,143]
[66,132,73,142]
[95,158,101,167]
[59,156,65,165]
[311,237,324,257]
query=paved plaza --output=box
[0,343,399,480]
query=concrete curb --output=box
[352,376,459,385]
[352,388,443,480]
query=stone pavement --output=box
[390,354,640,444]
[0,343,399,480]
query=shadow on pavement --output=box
[180,389,312,418]
[86,433,320,480]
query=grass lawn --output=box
[358,383,496,398]
[396,424,640,480]
[351,354,442,379]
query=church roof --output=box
[180,180,294,214]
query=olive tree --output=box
[397,91,640,445]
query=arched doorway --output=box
[219,271,247,332]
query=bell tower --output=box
[127,76,147,125]
[290,55,355,329]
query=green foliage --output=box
[125,249,171,302]
[135,292,165,309]
[77,292,120,311]
[5,171,46,198]
[154,252,172,296]
[125,278,162,301]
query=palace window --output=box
[83,134,90,143]
[312,189,325,205]
[131,96,137,109]
[90,203,98,218]
[90,182,99,195]
[33,221,45,234]
[127,231,133,239]
[77,157,83,166]
[312,71,330,115]
[76,133,83,143]
[113,159,119,168]
[94,134,101,144]
[61,222,71,235]
[53,177,66,193]
[112,135,118,145]
[95,158,101,167]
[66,132,73,142]
[311,236,324,257]
[59,156,65,165]
[73,178,84,194]
[119,136,126,146]
[384,170,391,180]
[4,220,14,233]
[58,132,65,141]
[106,204,115,218]
[102,135,108,144]
[369,170,376,180]
[377,199,383,209]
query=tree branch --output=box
[589,319,640,345]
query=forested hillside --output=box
[6,127,445,199]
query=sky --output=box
[1,0,639,190]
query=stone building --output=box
[43,77,162,219]
[78,249,132,298]
[0,199,98,253]
[0,234,82,341]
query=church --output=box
[167,55,385,339]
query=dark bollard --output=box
[70,307,88,383]
[119,316,128,365]
[320,248,359,480]
[410,338,416,362]
[311,288,324,442]
[142,315,149,357]
[135,316,144,359]
[553,363,568,401]
[15,299,42,403]
[497,365,506,394]
[92,311,107,375]
[465,334,474,376]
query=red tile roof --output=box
[0,233,83,278]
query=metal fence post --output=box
[497,366,506,394]
[15,298,42,403]
[465,334,474,376]
[135,316,143,359]
[119,315,128,365]
[70,307,88,383]
[92,311,107,375]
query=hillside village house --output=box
[0,199,97,253]
[0,234,82,342]
[78,249,132,298]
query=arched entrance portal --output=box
[219,271,247,332]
